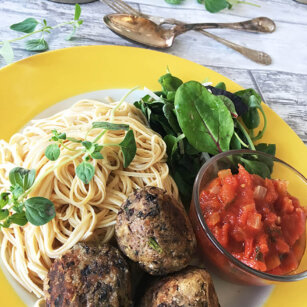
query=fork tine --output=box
[101,0,140,16]
[114,0,140,16]
[100,0,124,14]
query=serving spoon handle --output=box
[197,30,272,65]
[177,17,276,33]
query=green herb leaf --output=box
[0,41,14,64]
[0,193,10,209]
[74,3,82,20]
[25,39,49,51]
[76,162,95,184]
[10,18,39,33]
[1,218,12,228]
[51,130,66,141]
[66,26,77,41]
[25,197,55,226]
[0,209,9,220]
[10,212,28,226]
[67,137,82,143]
[148,237,163,253]
[119,130,137,168]
[45,144,60,161]
[92,122,130,131]
[82,141,96,155]
[240,158,271,178]
[162,103,181,133]
[91,152,104,160]
[11,186,23,199]
[204,0,229,13]
[174,81,234,154]
[165,0,183,4]
[9,167,36,191]
[255,143,276,156]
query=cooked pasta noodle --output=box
[0,99,178,298]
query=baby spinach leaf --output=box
[25,197,55,226]
[159,73,183,101]
[240,158,271,178]
[164,134,185,161]
[218,95,238,118]
[92,121,129,131]
[255,143,276,156]
[9,167,36,191]
[162,103,181,134]
[10,18,39,33]
[215,82,226,90]
[119,130,137,168]
[76,161,95,184]
[174,81,234,155]
[206,86,248,116]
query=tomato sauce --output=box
[199,165,306,274]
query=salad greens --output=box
[165,0,260,13]
[0,116,137,228]
[0,4,83,64]
[134,72,275,205]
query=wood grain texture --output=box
[0,0,306,145]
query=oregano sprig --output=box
[0,168,55,228]
[0,4,83,64]
[44,121,137,184]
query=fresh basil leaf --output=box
[0,193,10,209]
[58,133,66,140]
[218,95,238,118]
[92,122,129,131]
[45,144,60,161]
[0,41,14,64]
[91,152,104,160]
[9,167,36,191]
[10,18,39,33]
[67,137,82,143]
[25,39,49,52]
[82,141,96,155]
[158,73,183,101]
[0,209,9,220]
[119,130,137,168]
[76,162,95,184]
[204,0,228,13]
[25,197,55,226]
[215,82,226,90]
[10,212,28,226]
[174,81,234,155]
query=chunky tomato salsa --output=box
[199,164,306,274]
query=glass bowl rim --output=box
[193,149,307,282]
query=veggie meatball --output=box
[115,186,196,275]
[140,267,220,307]
[44,242,132,307]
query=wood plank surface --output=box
[0,0,306,145]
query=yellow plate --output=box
[0,45,306,306]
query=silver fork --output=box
[100,0,272,65]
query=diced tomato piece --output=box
[281,196,294,214]
[247,213,262,231]
[244,238,254,258]
[275,238,290,254]
[265,178,278,204]
[265,251,281,271]
[218,169,232,179]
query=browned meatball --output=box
[115,186,196,275]
[44,243,132,307]
[140,267,220,307]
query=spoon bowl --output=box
[104,14,174,48]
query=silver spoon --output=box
[104,14,272,65]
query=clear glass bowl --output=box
[189,149,307,285]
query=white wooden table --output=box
[0,0,306,145]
